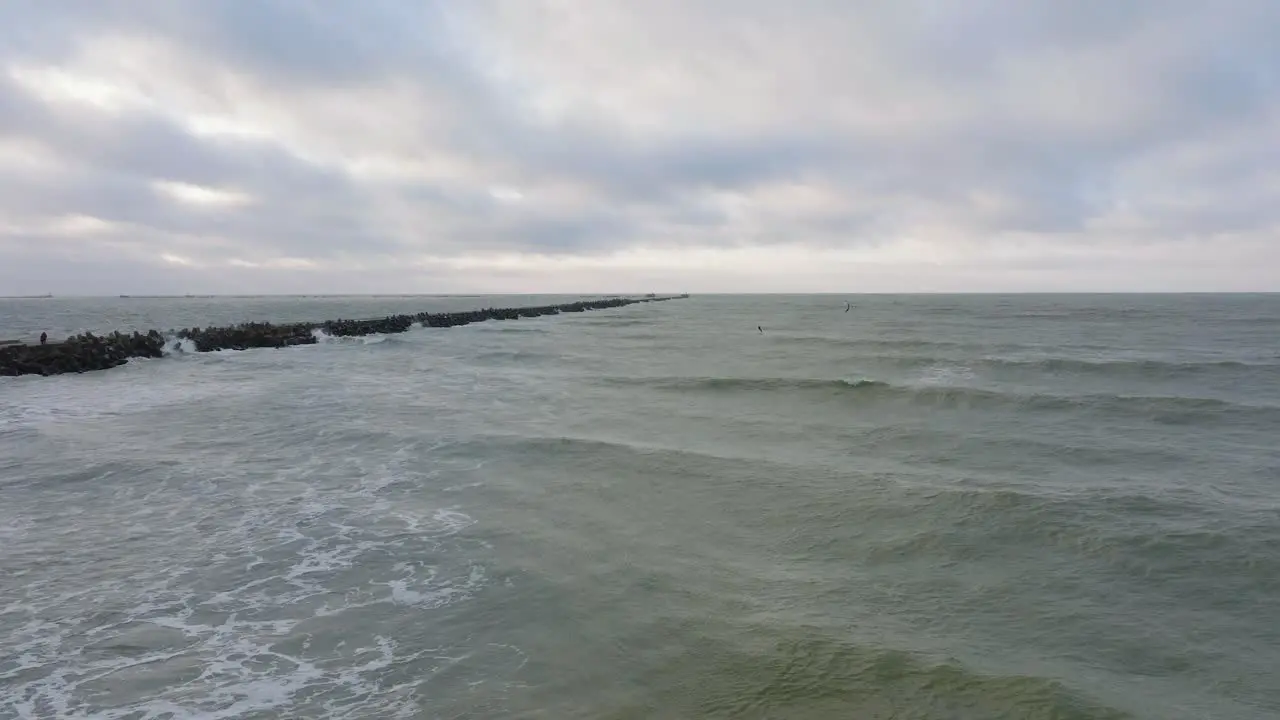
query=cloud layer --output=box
[2,0,1278,294]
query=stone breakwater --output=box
[1,295,688,378]
[0,331,166,377]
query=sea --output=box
[0,293,1277,719]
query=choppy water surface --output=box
[1,294,1277,719]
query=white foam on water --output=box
[385,564,485,609]
[0,367,240,433]
[0,444,504,719]
[916,363,976,386]
[162,336,199,355]
[310,329,392,346]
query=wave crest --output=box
[602,375,1278,422]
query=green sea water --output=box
[1,294,1277,718]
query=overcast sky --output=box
[1,1,1277,295]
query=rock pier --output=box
[0,331,166,377]
[1,295,687,377]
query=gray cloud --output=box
[1,0,1278,293]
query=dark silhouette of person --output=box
[39,332,47,345]
[758,326,763,333]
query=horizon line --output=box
[2,291,1278,299]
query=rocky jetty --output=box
[1,295,688,378]
[176,321,319,352]
[0,331,166,377]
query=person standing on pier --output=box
[40,332,47,345]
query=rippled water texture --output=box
[1,294,1277,718]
